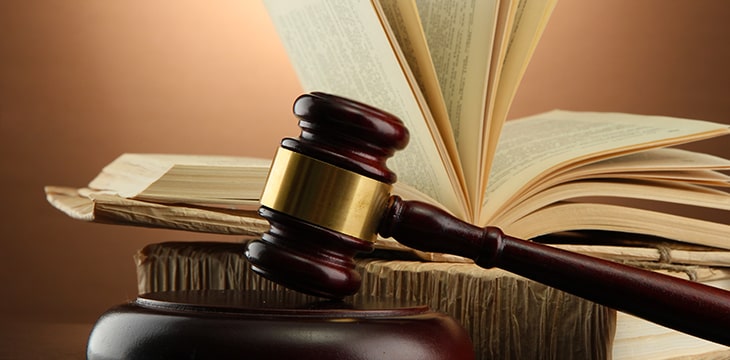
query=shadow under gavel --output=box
[245,92,730,346]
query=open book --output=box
[46,109,730,253]
[261,0,561,220]
[46,0,730,255]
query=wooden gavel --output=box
[245,92,730,345]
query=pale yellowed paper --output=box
[375,0,460,182]
[481,0,558,207]
[264,0,468,218]
[481,110,730,223]
[493,179,730,227]
[415,0,499,204]
[504,203,730,250]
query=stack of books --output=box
[46,0,730,358]
[134,241,615,360]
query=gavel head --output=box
[245,92,409,299]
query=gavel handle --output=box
[379,196,730,346]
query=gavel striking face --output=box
[245,92,730,345]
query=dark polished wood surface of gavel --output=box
[245,92,730,346]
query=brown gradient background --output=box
[0,0,728,327]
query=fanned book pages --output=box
[46,0,730,254]
[46,109,730,254]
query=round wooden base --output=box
[87,290,474,359]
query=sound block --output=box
[87,290,474,359]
